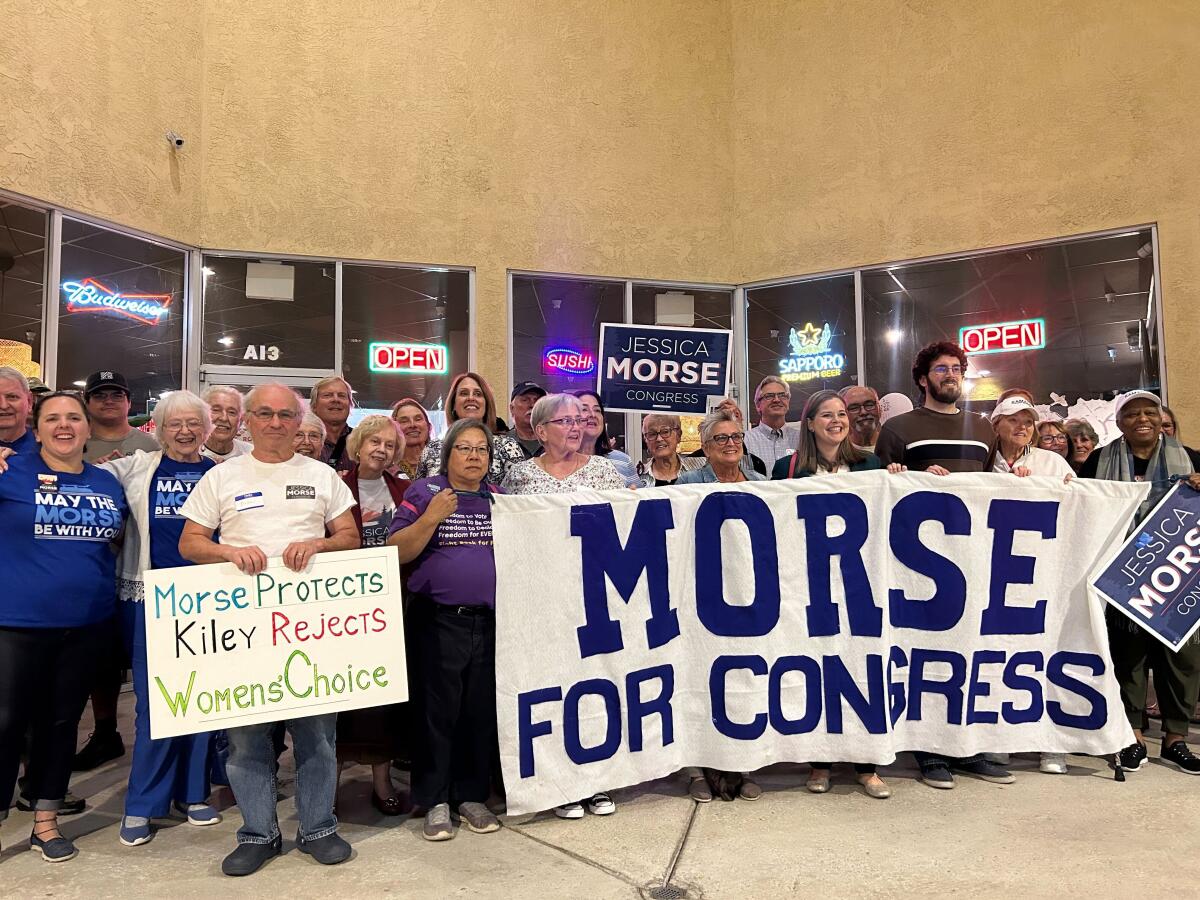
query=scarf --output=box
[1095,434,1194,525]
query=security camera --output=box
[165,131,185,148]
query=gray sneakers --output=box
[423,803,455,841]
[458,802,501,834]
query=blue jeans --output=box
[226,715,338,844]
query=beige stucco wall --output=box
[0,1,202,242]
[198,0,735,392]
[730,0,1200,422]
[2,1,1197,419]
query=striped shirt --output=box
[874,407,993,472]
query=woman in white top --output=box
[501,394,623,819]
[501,394,626,495]
[987,395,1073,775]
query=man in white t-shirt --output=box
[201,385,253,463]
[180,383,360,877]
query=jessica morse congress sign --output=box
[492,473,1146,815]
[144,547,408,739]
[597,323,731,415]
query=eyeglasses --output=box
[1039,434,1068,445]
[452,444,489,457]
[930,365,965,376]
[845,401,878,414]
[164,419,204,431]
[295,429,324,442]
[759,391,788,402]
[545,416,585,427]
[708,432,745,446]
[248,408,299,422]
[643,427,680,441]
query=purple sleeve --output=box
[388,494,425,537]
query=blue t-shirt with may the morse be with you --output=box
[0,453,127,628]
[148,455,216,570]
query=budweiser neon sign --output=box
[959,318,1046,355]
[62,278,172,326]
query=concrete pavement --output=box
[3,693,1198,898]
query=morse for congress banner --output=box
[493,473,1146,815]
[597,323,731,415]
[1092,483,1200,651]
[144,547,408,739]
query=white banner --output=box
[145,546,407,739]
[493,472,1146,815]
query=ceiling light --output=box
[202,266,215,278]
[73,380,86,387]
[885,329,902,344]
[218,336,235,346]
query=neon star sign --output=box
[959,318,1046,355]
[62,278,172,326]
[778,321,845,383]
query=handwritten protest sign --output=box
[492,473,1144,815]
[144,546,407,739]
[1091,483,1200,651]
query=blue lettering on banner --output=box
[983,499,1057,635]
[796,493,880,637]
[888,492,971,631]
[695,492,781,637]
[1092,483,1200,651]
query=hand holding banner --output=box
[144,546,407,739]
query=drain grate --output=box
[643,884,691,900]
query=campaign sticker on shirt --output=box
[36,473,58,494]
[234,491,265,512]
[286,484,317,500]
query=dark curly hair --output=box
[911,341,968,391]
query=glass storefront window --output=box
[341,264,470,416]
[511,274,625,442]
[745,275,856,421]
[861,229,1159,410]
[201,254,335,370]
[58,217,185,411]
[0,200,47,381]
[633,284,733,453]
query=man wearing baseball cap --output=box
[509,381,547,459]
[1079,389,1200,775]
[82,371,157,464]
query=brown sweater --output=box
[874,407,993,472]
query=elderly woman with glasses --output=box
[293,412,326,459]
[501,394,625,819]
[637,413,706,487]
[388,418,505,842]
[572,390,640,487]
[418,373,524,484]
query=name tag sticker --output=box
[234,491,265,512]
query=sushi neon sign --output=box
[542,346,596,376]
[62,278,172,326]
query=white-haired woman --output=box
[293,412,326,459]
[96,390,223,844]
[636,413,705,487]
[502,394,624,818]
[201,386,251,462]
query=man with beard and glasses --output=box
[839,385,882,453]
[873,340,1011,790]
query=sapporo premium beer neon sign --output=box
[778,321,845,383]
[62,278,172,326]
[959,318,1046,355]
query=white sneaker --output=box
[587,792,616,816]
[554,802,585,819]
[983,753,1011,765]
[1040,753,1068,774]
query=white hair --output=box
[530,393,581,431]
[0,366,31,393]
[151,390,212,447]
[202,385,244,411]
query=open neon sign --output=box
[369,342,448,374]
[62,278,172,326]
[959,318,1046,355]
[542,346,596,376]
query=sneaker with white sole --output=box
[422,803,455,841]
[587,792,616,815]
[1118,741,1148,771]
[458,802,500,834]
[1040,753,1068,775]
[555,802,585,819]
[1161,741,1200,774]
[175,802,221,826]
[119,818,153,847]
[954,758,1015,784]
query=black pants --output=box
[410,599,497,809]
[0,625,98,820]
[1108,609,1200,737]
